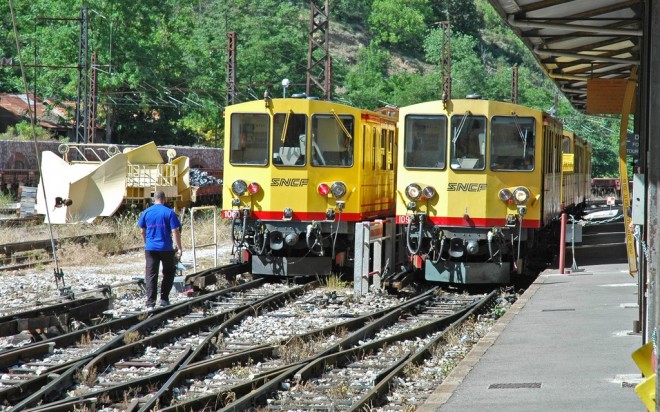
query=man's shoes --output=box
[146,302,155,310]
[159,299,170,307]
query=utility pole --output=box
[226,32,237,106]
[88,52,98,142]
[306,0,331,100]
[75,6,89,143]
[440,21,451,106]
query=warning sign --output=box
[562,153,574,173]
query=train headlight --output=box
[331,181,347,198]
[422,186,436,199]
[317,183,330,196]
[405,183,422,201]
[498,189,512,202]
[513,187,531,205]
[231,180,248,196]
[248,182,261,195]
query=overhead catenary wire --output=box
[9,0,64,289]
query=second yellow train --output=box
[396,97,591,284]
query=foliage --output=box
[342,42,391,109]
[330,0,373,24]
[368,0,431,50]
[0,0,622,175]
[431,0,484,38]
[0,121,53,141]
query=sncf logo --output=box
[448,183,487,192]
[271,178,309,187]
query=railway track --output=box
[15,275,408,411]
[0,257,507,412]
[120,290,495,412]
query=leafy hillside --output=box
[0,0,623,176]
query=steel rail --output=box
[7,274,262,410]
[0,297,111,338]
[136,282,318,412]
[81,278,267,377]
[219,291,490,411]
[25,282,314,411]
[348,290,498,411]
[184,261,250,290]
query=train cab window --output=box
[272,113,307,166]
[229,113,269,166]
[490,116,536,171]
[450,115,486,170]
[310,114,354,167]
[562,136,572,153]
[404,115,447,169]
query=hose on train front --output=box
[231,212,247,248]
[431,235,446,263]
[252,224,269,255]
[331,209,342,261]
[514,215,524,271]
[306,222,324,256]
[487,230,502,266]
[406,215,423,255]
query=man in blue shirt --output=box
[137,191,183,308]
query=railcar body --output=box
[562,130,592,208]
[395,98,591,284]
[222,96,397,276]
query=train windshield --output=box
[310,114,354,167]
[229,113,269,166]
[450,115,486,170]
[490,116,536,171]
[273,113,307,166]
[404,115,447,169]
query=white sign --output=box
[607,196,616,205]
[626,132,640,157]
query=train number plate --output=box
[396,215,411,224]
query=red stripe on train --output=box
[222,210,395,222]
[395,215,541,228]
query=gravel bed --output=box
[0,246,231,350]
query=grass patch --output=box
[322,274,349,290]
[123,331,141,344]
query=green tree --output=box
[368,0,431,50]
[331,0,373,25]
[343,42,390,109]
[430,0,484,38]
[385,71,441,107]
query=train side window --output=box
[310,114,354,167]
[229,113,269,166]
[380,129,387,170]
[450,115,486,170]
[490,116,535,171]
[387,130,395,170]
[272,113,307,166]
[372,127,377,170]
[404,115,447,169]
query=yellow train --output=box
[221,95,397,276]
[395,97,591,284]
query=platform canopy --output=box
[487,0,643,112]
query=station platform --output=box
[419,263,644,412]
